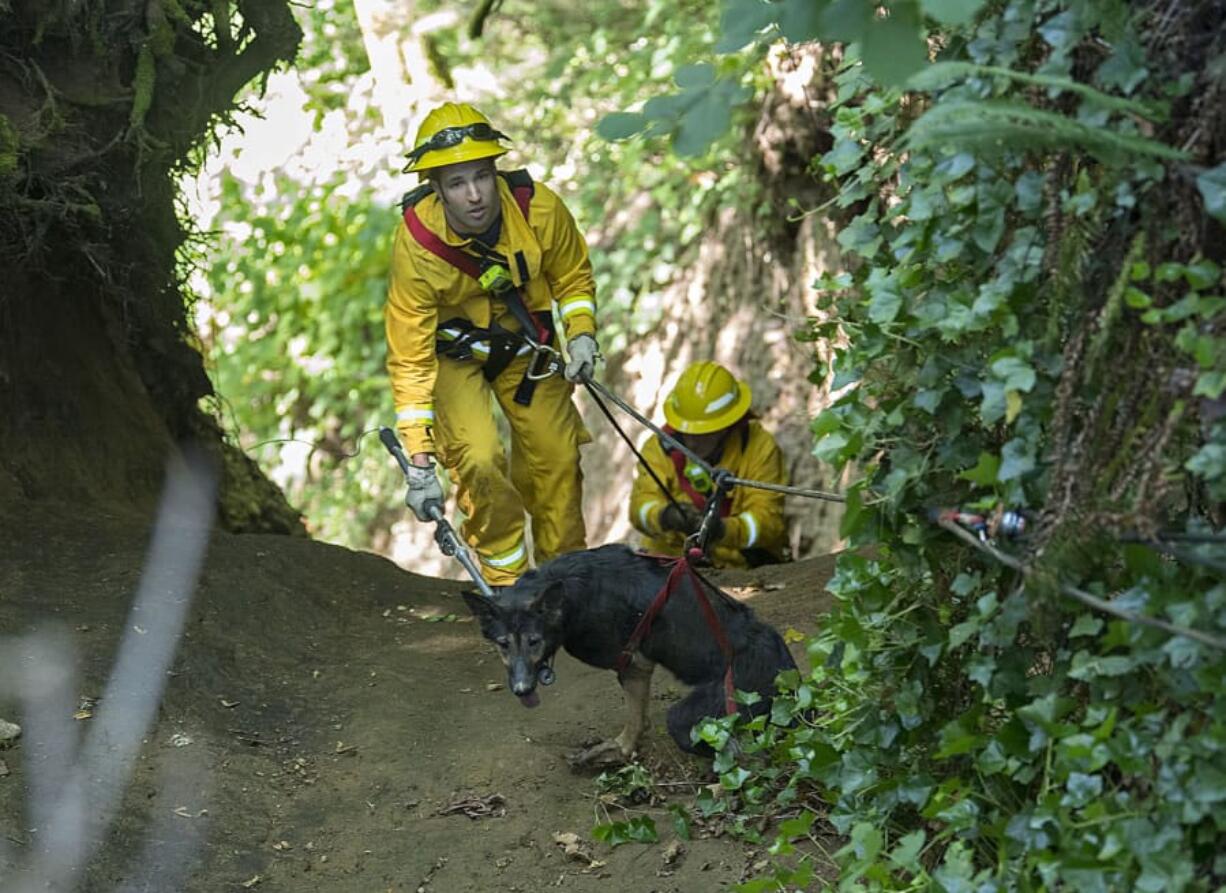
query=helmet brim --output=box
[402,142,508,174]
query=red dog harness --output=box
[614,549,737,717]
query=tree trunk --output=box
[0,0,305,533]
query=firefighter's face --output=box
[435,159,501,234]
[678,430,727,462]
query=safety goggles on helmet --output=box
[404,123,511,168]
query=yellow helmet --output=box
[663,361,752,434]
[403,102,510,173]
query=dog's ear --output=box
[461,589,500,626]
[530,581,567,627]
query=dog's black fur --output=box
[462,544,796,757]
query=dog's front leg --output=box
[567,654,656,769]
[613,654,656,758]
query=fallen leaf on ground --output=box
[552,831,607,870]
[662,839,685,864]
[0,758,10,777]
[240,876,261,888]
[437,793,506,819]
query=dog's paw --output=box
[565,738,632,770]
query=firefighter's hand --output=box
[660,503,703,534]
[405,464,444,522]
[564,334,599,383]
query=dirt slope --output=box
[0,506,836,892]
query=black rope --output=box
[583,380,685,513]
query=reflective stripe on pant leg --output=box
[432,356,528,586]
[495,353,589,563]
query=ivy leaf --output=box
[866,270,903,323]
[592,816,658,847]
[1196,162,1226,223]
[1038,10,1082,53]
[673,79,753,156]
[1068,651,1138,679]
[997,438,1035,481]
[861,1,928,87]
[889,830,926,871]
[959,451,1000,485]
[821,0,873,41]
[1069,614,1103,638]
[1194,370,1226,399]
[1005,389,1023,424]
[716,0,778,52]
[1095,34,1148,94]
[675,63,717,89]
[837,213,882,258]
[597,112,646,141]
[948,618,980,649]
[776,0,824,43]
[920,0,984,26]
[1186,443,1226,481]
[991,356,1037,392]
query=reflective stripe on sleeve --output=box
[638,500,659,532]
[559,297,596,319]
[396,406,435,424]
[740,512,759,548]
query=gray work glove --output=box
[405,464,444,522]
[660,502,703,534]
[563,334,599,383]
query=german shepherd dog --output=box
[462,544,796,765]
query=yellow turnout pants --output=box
[433,351,590,586]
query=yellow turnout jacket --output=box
[629,419,788,568]
[386,175,597,455]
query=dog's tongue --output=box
[518,691,540,709]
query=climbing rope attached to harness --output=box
[489,332,847,521]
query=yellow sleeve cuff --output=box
[396,406,436,456]
[635,499,664,535]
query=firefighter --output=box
[385,102,599,586]
[629,361,788,568]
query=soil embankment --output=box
[0,506,835,892]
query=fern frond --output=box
[909,62,1161,119]
[905,100,1187,164]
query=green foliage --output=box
[203,171,394,540]
[1197,162,1226,224]
[610,0,1226,889]
[595,62,754,157]
[591,815,658,847]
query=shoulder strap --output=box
[402,204,482,279]
[499,169,534,221]
[400,183,434,211]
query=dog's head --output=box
[462,581,566,708]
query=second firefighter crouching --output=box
[629,361,788,569]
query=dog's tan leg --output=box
[613,654,656,758]
[566,655,658,769]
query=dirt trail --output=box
[0,506,835,892]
